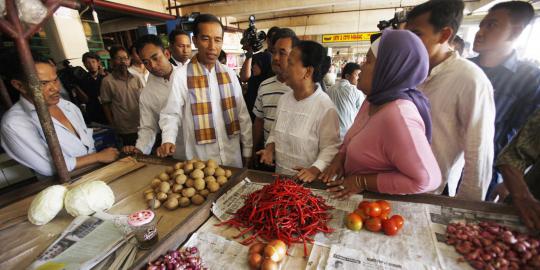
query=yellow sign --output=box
[322,32,378,43]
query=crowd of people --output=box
[0,0,539,230]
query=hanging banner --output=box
[322,32,378,43]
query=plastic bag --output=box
[16,0,47,24]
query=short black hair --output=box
[82,52,100,63]
[135,34,165,55]
[2,48,52,81]
[267,26,280,40]
[270,28,300,47]
[407,0,464,42]
[218,50,227,63]
[168,29,190,44]
[193,14,224,37]
[109,45,128,59]
[452,35,465,55]
[490,1,534,27]
[341,62,361,79]
[295,40,331,83]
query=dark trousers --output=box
[119,133,138,147]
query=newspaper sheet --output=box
[29,212,129,270]
[184,232,250,270]
[426,204,524,270]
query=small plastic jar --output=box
[128,210,158,249]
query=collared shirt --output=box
[470,52,540,158]
[135,67,177,154]
[128,66,149,87]
[252,76,292,142]
[327,79,365,138]
[160,61,253,168]
[418,52,495,201]
[100,72,143,134]
[170,57,190,68]
[267,86,341,175]
[0,98,95,176]
[496,109,540,199]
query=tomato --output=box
[382,219,399,236]
[345,212,363,231]
[365,217,382,232]
[358,201,370,211]
[363,202,382,217]
[391,215,405,230]
[376,200,391,215]
[379,212,390,221]
[353,208,370,220]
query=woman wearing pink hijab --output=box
[321,30,441,198]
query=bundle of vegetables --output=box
[217,176,334,256]
[146,247,207,270]
[446,221,540,270]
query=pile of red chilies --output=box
[217,176,334,256]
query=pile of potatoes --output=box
[143,159,232,210]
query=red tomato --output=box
[365,217,382,232]
[376,200,391,215]
[353,208,370,220]
[382,219,399,236]
[379,212,390,221]
[358,201,370,211]
[391,215,405,230]
[363,202,382,217]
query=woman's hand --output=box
[319,153,345,183]
[97,147,119,163]
[326,175,364,199]
[293,166,321,183]
[256,147,274,166]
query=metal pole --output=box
[0,79,13,109]
[0,0,81,183]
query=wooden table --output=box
[0,157,243,269]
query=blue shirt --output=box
[327,79,365,138]
[470,51,540,157]
[0,98,95,176]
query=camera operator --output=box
[241,26,279,120]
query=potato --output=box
[191,194,205,205]
[208,181,220,192]
[148,199,161,209]
[159,172,170,181]
[217,175,228,185]
[172,184,183,193]
[174,162,184,170]
[188,158,199,164]
[183,163,194,173]
[215,167,225,177]
[175,174,187,185]
[181,187,196,198]
[185,178,195,188]
[225,169,232,178]
[159,182,171,193]
[144,192,155,201]
[164,198,179,210]
[194,161,206,170]
[206,159,218,168]
[203,167,215,176]
[199,189,210,197]
[157,192,168,201]
[143,188,154,194]
[194,178,206,191]
[169,193,181,200]
[165,166,174,175]
[204,176,216,183]
[151,178,161,188]
[190,169,204,179]
[172,169,184,178]
[178,197,190,207]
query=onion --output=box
[261,259,278,270]
[267,239,287,258]
[264,245,282,262]
[248,252,263,269]
[249,243,266,254]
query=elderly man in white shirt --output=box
[157,14,253,168]
[327,62,364,138]
[406,0,495,201]
[122,35,177,155]
[0,51,119,176]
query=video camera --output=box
[241,15,266,52]
[377,9,408,31]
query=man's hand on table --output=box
[97,147,120,163]
[157,143,176,157]
[513,195,540,231]
[122,145,142,155]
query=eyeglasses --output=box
[39,77,59,88]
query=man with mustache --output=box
[469,1,540,200]
[101,45,144,146]
[158,14,253,168]
[0,50,119,177]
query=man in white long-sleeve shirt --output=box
[157,14,253,168]
[406,0,495,201]
[122,35,176,155]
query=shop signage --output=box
[322,32,378,43]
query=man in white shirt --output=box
[158,14,253,168]
[406,0,495,201]
[252,28,298,168]
[128,45,149,87]
[168,29,192,67]
[0,50,118,176]
[327,62,364,138]
[122,35,176,155]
